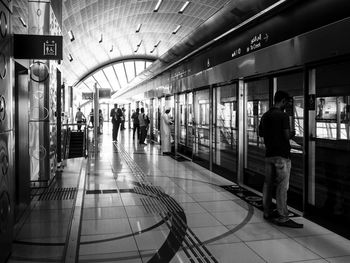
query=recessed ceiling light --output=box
[18,17,27,27]
[154,0,162,12]
[68,54,73,62]
[136,23,142,33]
[68,30,75,41]
[172,25,181,34]
[179,1,190,14]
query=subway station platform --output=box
[8,126,350,263]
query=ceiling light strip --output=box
[179,1,190,13]
[172,25,181,34]
[136,23,142,33]
[154,0,162,12]
[18,16,27,27]
[68,30,75,41]
[154,40,161,47]
[99,34,103,43]
[68,54,73,62]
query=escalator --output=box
[67,131,86,158]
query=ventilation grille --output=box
[38,187,77,201]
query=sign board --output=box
[14,34,63,60]
[99,88,111,99]
[82,89,111,100]
[82,92,93,100]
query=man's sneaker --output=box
[276,219,303,228]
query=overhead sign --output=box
[13,34,63,60]
[99,88,111,99]
[81,89,111,100]
[82,92,93,100]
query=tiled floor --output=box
[8,126,350,262]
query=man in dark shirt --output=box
[110,104,118,141]
[259,90,303,228]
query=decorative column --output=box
[0,1,14,261]
[28,0,60,185]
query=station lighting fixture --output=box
[68,30,75,41]
[68,54,73,62]
[134,46,139,53]
[151,41,161,53]
[137,40,143,47]
[136,23,142,33]
[110,45,113,52]
[99,34,103,43]
[172,25,181,34]
[179,1,190,14]
[18,17,27,27]
[154,0,162,12]
[154,40,161,47]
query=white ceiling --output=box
[61,0,232,87]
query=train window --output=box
[316,96,350,140]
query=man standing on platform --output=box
[160,108,173,155]
[110,104,118,141]
[259,90,303,228]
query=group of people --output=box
[75,107,104,133]
[130,107,150,145]
[75,95,301,228]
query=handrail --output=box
[61,123,89,159]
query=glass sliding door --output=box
[276,72,304,211]
[213,84,238,180]
[193,89,210,168]
[177,93,193,158]
[165,96,175,153]
[244,79,270,191]
[310,60,350,238]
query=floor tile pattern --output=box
[8,127,350,262]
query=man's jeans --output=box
[263,156,291,222]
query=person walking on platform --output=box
[110,104,118,141]
[75,107,86,131]
[98,109,104,134]
[138,107,147,145]
[259,90,303,228]
[113,108,123,141]
[160,107,173,155]
[88,109,94,128]
[131,108,140,140]
[121,108,126,130]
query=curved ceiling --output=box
[61,0,232,87]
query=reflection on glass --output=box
[187,93,193,149]
[214,84,238,175]
[194,90,210,164]
[316,96,350,140]
[179,94,186,145]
